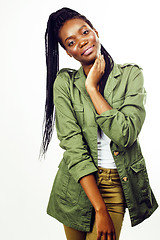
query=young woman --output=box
[41,7,158,240]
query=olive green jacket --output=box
[47,63,158,232]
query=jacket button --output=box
[123,177,128,182]
[114,151,119,156]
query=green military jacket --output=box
[47,63,158,232]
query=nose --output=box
[79,40,88,48]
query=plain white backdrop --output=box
[0,0,160,239]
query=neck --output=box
[82,62,94,76]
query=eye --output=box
[68,40,75,47]
[83,29,89,35]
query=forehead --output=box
[58,18,90,40]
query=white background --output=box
[0,0,160,239]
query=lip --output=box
[81,45,94,56]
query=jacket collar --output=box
[74,62,121,102]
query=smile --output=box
[81,45,94,56]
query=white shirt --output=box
[97,129,117,169]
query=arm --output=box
[85,56,146,149]
[80,175,116,240]
[85,86,112,114]
[85,54,112,114]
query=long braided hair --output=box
[40,7,114,156]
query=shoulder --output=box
[118,63,143,77]
[54,68,77,90]
[114,63,144,85]
[55,68,77,83]
[118,63,142,69]
[117,63,145,92]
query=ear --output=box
[94,29,99,38]
[65,50,72,57]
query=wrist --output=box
[85,83,99,93]
[95,205,111,219]
[94,202,107,213]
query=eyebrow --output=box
[65,25,87,43]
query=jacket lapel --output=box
[74,66,96,113]
[103,64,121,100]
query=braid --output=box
[99,44,114,96]
[40,7,114,157]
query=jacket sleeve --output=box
[95,65,147,149]
[53,70,98,183]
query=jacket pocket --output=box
[54,160,81,205]
[53,160,70,200]
[73,103,84,127]
[130,158,152,208]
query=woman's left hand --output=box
[85,54,106,90]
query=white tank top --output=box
[97,129,117,169]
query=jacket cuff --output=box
[69,159,98,183]
[95,109,118,122]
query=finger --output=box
[96,55,101,71]
[101,54,105,65]
[99,54,103,69]
[96,53,101,63]
[101,54,105,64]
[108,232,116,240]
[102,233,106,240]
[99,54,104,69]
[94,54,104,73]
[107,233,112,240]
[94,57,99,67]
[92,58,99,71]
[99,55,105,74]
[97,231,102,240]
[113,232,116,240]
[102,56,106,73]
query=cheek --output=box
[89,32,99,45]
[68,47,78,57]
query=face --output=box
[58,18,100,66]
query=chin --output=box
[83,53,98,65]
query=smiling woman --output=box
[58,18,100,68]
[40,7,158,240]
